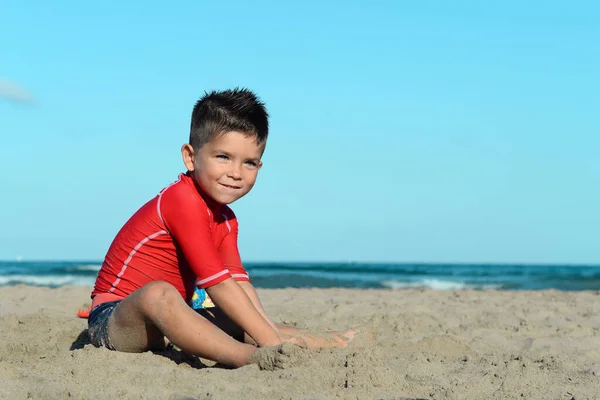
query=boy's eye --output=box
[245,161,257,167]
[216,155,229,160]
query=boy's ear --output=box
[258,161,263,170]
[181,144,196,171]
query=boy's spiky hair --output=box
[189,88,269,151]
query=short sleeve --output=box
[159,183,231,288]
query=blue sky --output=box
[1,1,598,264]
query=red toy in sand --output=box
[77,306,91,319]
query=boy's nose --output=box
[228,164,242,179]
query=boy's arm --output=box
[237,281,279,333]
[206,278,281,347]
[215,210,279,331]
[160,188,280,347]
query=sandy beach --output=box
[0,285,598,399]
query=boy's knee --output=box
[138,281,181,311]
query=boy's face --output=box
[182,131,264,205]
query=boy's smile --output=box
[182,131,264,205]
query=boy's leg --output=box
[194,307,245,342]
[107,281,257,367]
[201,309,356,349]
[195,309,355,349]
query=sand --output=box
[0,285,599,399]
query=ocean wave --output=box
[380,279,502,290]
[73,264,102,271]
[0,274,95,287]
[1,261,599,291]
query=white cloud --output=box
[0,78,35,104]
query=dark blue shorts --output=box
[88,300,121,350]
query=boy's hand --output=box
[206,278,281,347]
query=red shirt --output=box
[92,173,250,305]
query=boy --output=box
[89,88,355,368]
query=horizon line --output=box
[1,259,599,267]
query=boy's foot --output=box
[278,327,374,349]
[330,329,357,347]
[335,327,377,349]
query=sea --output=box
[1,261,600,291]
